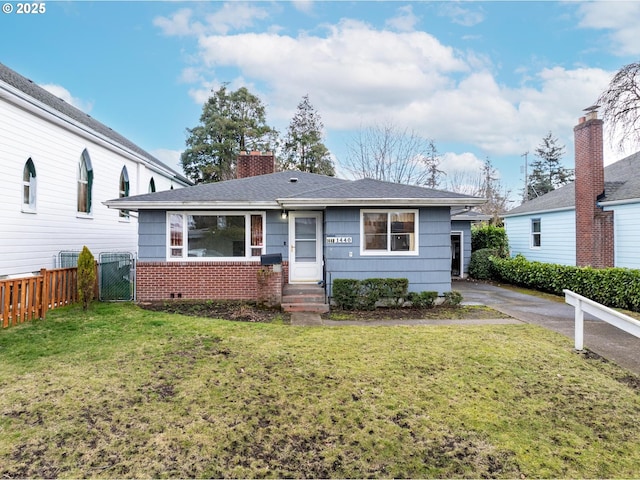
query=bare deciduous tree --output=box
[598,62,640,151]
[341,123,444,187]
[447,157,511,225]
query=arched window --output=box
[119,166,130,218]
[77,149,93,214]
[148,177,156,193]
[22,158,37,211]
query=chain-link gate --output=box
[99,252,135,301]
[58,251,80,268]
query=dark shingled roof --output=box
[105,170,483,209]
[0,62,190,185]
[505,151,640,216]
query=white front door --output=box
[289,211,323,283]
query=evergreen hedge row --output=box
[490,255,640,312]
[332,278,409,310]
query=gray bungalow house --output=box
[105,152,485,306]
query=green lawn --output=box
[1,302,639,478]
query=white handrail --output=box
[563,289,640,350]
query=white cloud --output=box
[291,0,314,15]
[151,148,183,173]
[154,2,270,37]
[40,84,93,113]
[576,2,640,56]
[438,4,484,27]
[161,5,615,167]
[385,5,419,32]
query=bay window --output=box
[361,209,418,255]
[168,212,265,260]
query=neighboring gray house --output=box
[504,108,640,269]
[106,152,485,305]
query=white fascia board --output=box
[0,81,188,185]
[598,197,640,208]
[277,197,486,208]
[103,200,281,211]
[502,206,575,218]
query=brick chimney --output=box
[574,107,614,268]
[236,151,275,179]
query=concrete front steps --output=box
[281,283,329,313]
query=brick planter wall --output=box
[137,261,287,305]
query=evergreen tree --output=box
[526,132,573,200]
[181,85,277,184]
[77,246,96,311]
[424,140,445,189]
[281,95,335,176]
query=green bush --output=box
[490,255,640,312]
[407,291,438,308]
[332,278,409,310]
[471,224,509,256]
[469,248,499,280]
[442,291,463,307]
[77,245,96,311]
[332,279,361,310]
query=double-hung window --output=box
[168,212,265,260]
[531,218,541,248]
[361,209,418,255]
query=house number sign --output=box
[326,236,353,244]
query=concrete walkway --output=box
[291,281,640,376]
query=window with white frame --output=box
[22,158,36,211]
[168,212,265,259]
[361,209,418,255]
[531,218,541,247]
[77,149,93,214]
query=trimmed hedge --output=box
[490,255,640,312]
[471,225,509,256]
[469,248,499,280]
[332,278,409,310]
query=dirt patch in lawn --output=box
[139,300,289,323]
[140,301,508,324]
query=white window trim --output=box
[360,209,419,256]
[530,218,542,249]
[166,211,266,261]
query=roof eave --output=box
[278,197,486,208]
[598,197,640,207]
[103,200,281,211]
[503,205,575,217]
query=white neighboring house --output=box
[0,62,191,277]
[504,109,640,269]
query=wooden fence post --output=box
[40,268,49,319]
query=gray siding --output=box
[451,220,472,275]
[324,207,452,295]
[265,210,289,259]
[138,210,167,261]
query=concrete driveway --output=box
[454,280,640,376]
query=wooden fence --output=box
[0,267,78,328]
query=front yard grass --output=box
[1,302,640,478]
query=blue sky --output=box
[2,1,639,204]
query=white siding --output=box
[606,203,640,269]
[0,88,183,276]
[505,210,575,265]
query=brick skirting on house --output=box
[137,261,288,306]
